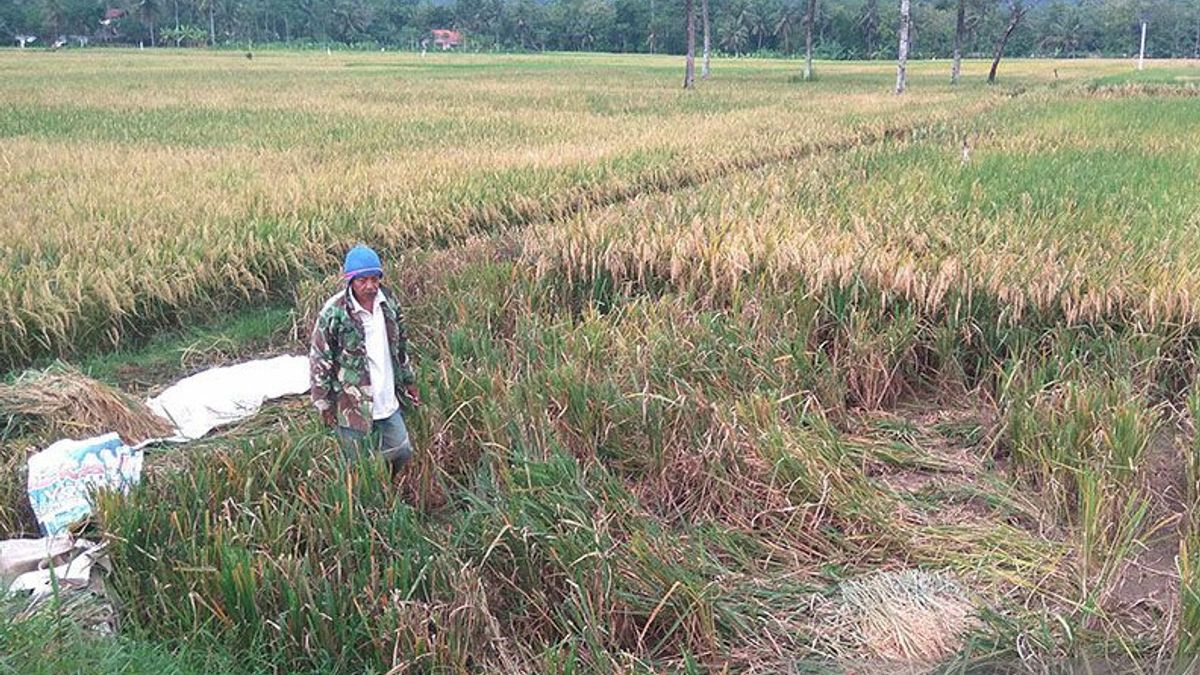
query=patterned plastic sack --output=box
[26,432,143,535]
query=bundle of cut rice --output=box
[0,362,171,445]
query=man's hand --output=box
[321,408,336,428]
[404,385,421,408]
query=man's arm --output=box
[309,309,339,424]
[394,304,415,387]
[392,302,420,407]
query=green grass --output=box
[77,304,294,388]
[0,604,249,675]
[1091,66,1200,87]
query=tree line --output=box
[3,0,1198,59]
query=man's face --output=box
[350,273,382,304]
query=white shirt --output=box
[349,289,400,420]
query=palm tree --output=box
[198,0,216,45]
[747,5,767,51]
[858,0,879,57]
[40,0,66,38]
[718,3,752,55]
[1038,6,1083,56]
[772,3,798,54]
[719,25,749,55]
[138,0,161,45]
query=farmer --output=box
[310,244,419,472]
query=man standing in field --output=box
[310,244,419,472]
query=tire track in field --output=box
[438,96,1007,248]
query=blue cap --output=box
[342,244,383,280]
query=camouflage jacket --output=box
[309,286,415,433]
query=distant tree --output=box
[748,1,767,50]
[1035,0,1084,56]
[718,1,752,55]
[137,0,160,45]
[647,0,656,52]
[330,0,372,42]
[772,2,799,54]
[719,0,764,53]
[198,0,216,44]
[14,0,1200,60]
[161,23,207,45]
[40,0,66,37]
[610,0,646,51]
[896,0,911,93]
[700,0,710,78]
[859,0,881,57]
[988,0,1033,84]
[160,24,182,44]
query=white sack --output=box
[0,534,76,579]
[6,539,102,600]
[147,354,310,442]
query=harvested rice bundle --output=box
[0,362,171,445]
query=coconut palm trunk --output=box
[951,0,965,83]
[684,0,696,88]
[988,0,1027,85]
[896,0,911,94]
[803,0,816,80]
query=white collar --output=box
[349,288,388,316]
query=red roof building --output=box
[431,29,462,50]
[100,8,125,25]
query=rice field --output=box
[3,50,1200,673]
[0,51,1102,369]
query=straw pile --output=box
[814,569,979,671]
[0,362,172,445]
